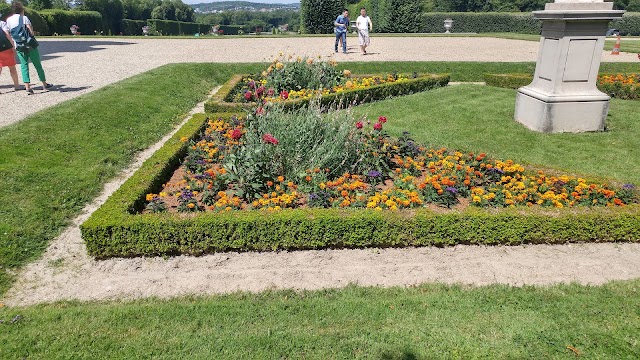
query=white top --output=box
[5,14,31,31]
[356,15,371,32]
[0,21,8,32]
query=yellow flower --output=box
[343,69,351,78]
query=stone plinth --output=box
[514,1,624,133]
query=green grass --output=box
[1,281,639,358]
[1,61,638,297]
[605,39,640,54]
[353,85,640,185]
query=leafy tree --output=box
[29,0,53,10]
[79,0,124,34]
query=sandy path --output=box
[0,36,637,128]
[3,87,640,307]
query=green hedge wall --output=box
[422,12,541,34]
[420,12,640,35]
[375,0,425,33]
[218,25,246,35]
[204,74,451,113]
[147,19,213,36]
[121,19,146,35]
[301,0,345,34]
[80,110,640,259]
[39,9,103,36]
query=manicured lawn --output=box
[1,62,638,298]
[1,281,639,358]
[353,84,640,185]
[604,39,640,54]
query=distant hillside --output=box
[191,1,300,13]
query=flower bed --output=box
[485,73,640,100]
[597,74,640,100]
[146,112,636,213]
[81,108,640,259]
[204,55,449,113]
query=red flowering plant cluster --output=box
[144,104,637,213]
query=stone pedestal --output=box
[514,1,624,133]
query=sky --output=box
[183,0,300,4]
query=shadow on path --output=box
[39,40,135,61]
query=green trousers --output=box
[17,47,46,84]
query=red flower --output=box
[280,90,289,100]
[378,116,387,123]
[231,129,242,140]
[262,133,279,145]
[244,91,253,101]
[256,107,265,116]
[256,86,265,97]
[374,122,382,131]
[356,121,363,129]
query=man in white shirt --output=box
[356,7,373,55]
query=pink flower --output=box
[244,91,253,101]
[356,121,363,129]
[256,107,265,116]
[256,86,265,97]
[374,122,382,131]
[262,133,279,145]
[231,129,242,140]
[267,88,275,97]
[280,90,289,100]
[378,116,387,123]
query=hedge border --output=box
[81,109,640,259]
[203,73,451,113]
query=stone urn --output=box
[444,19,453,34]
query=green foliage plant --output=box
[484,73,533,89]
[39,9,103,35]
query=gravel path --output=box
[0,36,637,128]
[2,37,639,307]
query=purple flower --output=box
[367,170,381,177]
[445,187,458,194]
[622,183,636,190]
[309,193,319,201]
[180,190,194,200]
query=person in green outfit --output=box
[6,1,52,95]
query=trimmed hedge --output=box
[422,12,541,34]
[301,0,345,34]
[484,73,533,89]
[147,19,213,36]
[39,9,103,36]
[204,73,451,113]
[421,12,640,36]
[218,25,246,35]
[121,19,146,36]
[80,110,640,259]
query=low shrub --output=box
[610,12,640,36]
[0,5,51,35]
[147,19,213,35]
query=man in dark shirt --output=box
[334,9,349,54]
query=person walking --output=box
[356,7,373,55]
[0,13,21,93]
[334,9,349,54]
[6,1,52,95]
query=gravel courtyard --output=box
[0,36,637,128]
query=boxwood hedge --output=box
[203,73,451,113]
[81,109,640,259]
[484,73,533,89]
